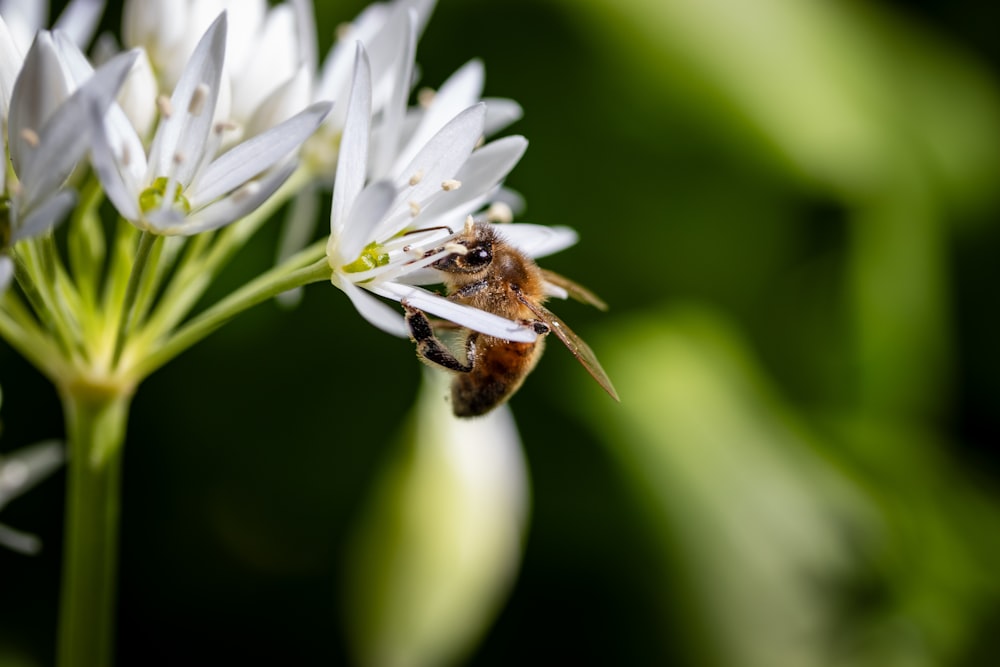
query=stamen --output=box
[474,135,485,149]
[409,201,421,217]
[188,84,210,116]
[157,95,173,118]
[409,169,424,186]
[173,152,185,166]
[417,87,436,108]
[121,144,132,167]
[487,202,513,224]
[20,128,39,147]
[441,179,461,192]
[335,22,352,39]
[214,121,238,135]
[464,215,476,234]
[443,242,468,255]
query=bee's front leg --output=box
[403,302,474,373]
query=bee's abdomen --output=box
[451,339,543,417]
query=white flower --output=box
[0,440,64,554]
[325,44,573,342]
[0,0,104,55]
[0,31,136,291]
[89,13,332,236]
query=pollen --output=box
[487,202,513,224]
[464,215,475,234]
[441,179,461,191]
[157,95,173,118]
[188,84,210,116]
[342,241,390,273]
[443,242,469,255]
[409,201,421,217]
[20,128,40,147]
[409,169,424,186]
[214,121,237,135]
[139,176,191,215]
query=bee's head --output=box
[432,222,494,274]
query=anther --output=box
[157,95,173,118]
[487,202,513,224]
[417,87,436,108]
[20,128,40,147]
[121,145,132,167]
[443,242,469,255]
[441,179,461,191]
[464,215,475,234]
[409,201,421,217]
[173,152,185,165]
[335,22,352,39]
[214,121,237,135]
[188,84,210,116]
[409,169,424,186]
[232,181,260,204]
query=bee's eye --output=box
[463,244,492,268]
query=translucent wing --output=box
[516,293,619,401]
[540,269,608,311]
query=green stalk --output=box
[56,383,133,667]
[132,257,331,378]
[112,231,157,367]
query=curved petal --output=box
[189,101,330,205]
[334,274,410,338]
[147,12,226,185]
[337,180,397,265]
[13,189,75,242]
[483,97,523,136]
[389,58,484,175]
[0,256,13,294]
[19,49,136,211]
[9,32,70,177]
[331,43,372,236]
[373,282,538,343]
[494,223,579,258]
[88,97,142,221]
[167,160,298,235]
[53,0,105,48]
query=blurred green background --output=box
[3,0,1000,664]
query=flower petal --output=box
[52,0,105,48]
[88,97,142,221]
[336,180,397,266]
[494,223,579,258]
[12,189,75,243]
[334,274,410,338]
[483,97,523,136]
[370,7,416,179]
[0,15,24,116]
[9,31,71,178]
[19,49,137,212]
[373,282,538,343]
[416,135,527,224]
[0,256,13,294]
[189,101,330,206]
[331,43,372,236]
[389,58,483,176]
[147,12,226,186]
[167,160,299,235]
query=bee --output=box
[403,218,619,417]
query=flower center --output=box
[342,242,390,273]
[139,177,191,215]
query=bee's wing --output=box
[540,269,608,311]
[517,294,619,402]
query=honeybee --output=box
[403,218,619,417]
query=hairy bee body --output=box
[404,221,617,417]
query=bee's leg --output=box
[449,279,489,300]
[524,320,550,335]
[403,302,473,373]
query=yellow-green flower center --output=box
[342,242,390,273]
[139,177,191,215]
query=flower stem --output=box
[112,231,157,367]
[56,384,133,667]
[132,256,331,378]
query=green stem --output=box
[56,385,133,667]
[112,231,157,367]
[133,257,331,378]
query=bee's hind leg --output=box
[403,302,474,373]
